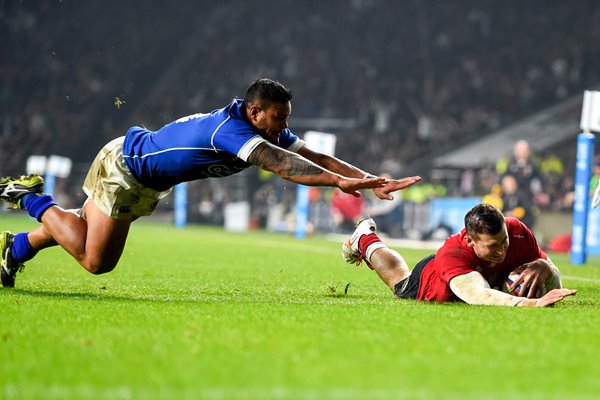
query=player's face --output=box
[468,225,509,264]
[251,101,291,145]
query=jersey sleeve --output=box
[210,118,264,162]
[236,136,267,162]
[215,125,305,162]
[279,129,305,152]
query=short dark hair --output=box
[244,78,293,108]
[464,203,505,238]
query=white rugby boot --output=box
[341,217,378,269]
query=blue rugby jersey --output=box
[122,99,304,191]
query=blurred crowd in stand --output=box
[2,1,600,238]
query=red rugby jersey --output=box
[417,217,547,302]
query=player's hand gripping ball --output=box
[502,272,547,297]
[502,273,524,296]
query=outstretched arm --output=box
[296,145,369,179]
[247,142,386,196]
[297,146,421,200]
[449,271,576,307]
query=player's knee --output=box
[84,259,118,275]
[91,265,117,275]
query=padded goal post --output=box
[571,91,600,264]
[295,131,337,239]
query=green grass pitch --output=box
[1,214,600,400]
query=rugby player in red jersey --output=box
[342,203,576,307]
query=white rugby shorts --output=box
[82,136,171,220]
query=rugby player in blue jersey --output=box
[0,78,421,287]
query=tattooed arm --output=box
[247,142,386,196]
[297,144,422,200]
[297,145,367,179]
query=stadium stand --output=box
[2,0,600,234]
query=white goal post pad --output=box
[303,131,336,157]
[581,91,600,133]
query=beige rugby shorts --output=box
[82,137,171,220]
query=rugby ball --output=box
[502,272,546,297]
[502,273,524,296]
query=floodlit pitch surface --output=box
[1,214,599,400]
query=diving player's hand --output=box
[338,177,387,197]
[373,176,422,200]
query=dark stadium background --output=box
[2,0,600,240]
